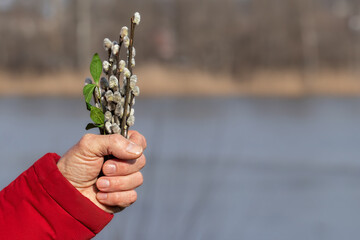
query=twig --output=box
[120,19,136,138]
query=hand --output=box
[57,131,147,213]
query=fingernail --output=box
[98,179,110,188]
[104,164,116,174]
[97,192,108,200]
[126,141,142,155]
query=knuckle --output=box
[109,133,116,141]
[109,134,122,146]
[79,133,93,147]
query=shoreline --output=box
[1,64,360,97]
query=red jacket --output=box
[0,153,113,239]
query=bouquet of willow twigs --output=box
[83,12,141,138]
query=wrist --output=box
[34,153,114,232]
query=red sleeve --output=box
[0,153,113,240]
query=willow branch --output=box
[120,19,136,138]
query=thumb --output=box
[79,134,143,160]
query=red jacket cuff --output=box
[33,153,113,234]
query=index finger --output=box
[78,134,143,160]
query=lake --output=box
[1,97,360,240]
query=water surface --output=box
[1,97,360,240]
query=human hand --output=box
[57,131,147,213]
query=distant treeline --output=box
[0,0,360,76]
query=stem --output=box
[120,19,136,138]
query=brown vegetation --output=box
[1,65,360,97]
[1,0,360,96]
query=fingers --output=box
[128,130,147,150]
[77,133,143,160]
[97,190,137,207]
[102,154,146,176]
[96,169,144,208]
[97,172,144,192]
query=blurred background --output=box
[2,0,360,239]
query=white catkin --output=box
[130,74,138,82]
[130,81,136,90]
[124,68,131,78]
[113,91,121,103]
[112,44,120,55]
[132,97,135,106]
[119,60,126,72]
[121,97,125,106]
[131,58,135,67]
[105,90,114,102]
[103,38,112,50]
[130,75,137,89]
[111,123,121,134]
[127,115,135,126]
[132,47,136,57]
[109,76,119,91]
[133,86,140,96]
[107,102,116,111]
[130,108,135,116]
[105,121,112,134]
[105,111,112,121]
[133,12,141,25]
[123,36,130,48]
[114,104,123,117]
[120,26,128,38]
[103,61,109,72]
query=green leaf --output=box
[86,102,92,111]
[90,53,102,84]
[85,123,104,130]
[90,106,104,125]
[83,84,96,104]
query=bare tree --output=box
[0,0,359,79]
